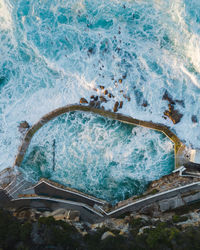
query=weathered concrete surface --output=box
[13,104,185,169]
[33,179,106,207]
[104,182,200,217]
[158,194,185,212]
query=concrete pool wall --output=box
[14,104,184,169]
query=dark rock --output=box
[18,121,30,134]
[164,109,183,124]
[162,90,175,105]
[175,99,185,108]
[168,103,174,112]
[119,101,123,109]
[104,90,108,95]
[134,89,142,104]
[87,47,96,56]
[19,121,30,130]
[123,94,131,102]
[90,95,95,99]
[99,85,105,90]
[80,98,88,104]
[90,95,98,101]
[108,93,112,98]
[142,100,148,107]
[122,73,127,79]
[113,101,119,112]
[191,115,198,123]
[94,96,98,101]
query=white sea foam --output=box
[20,112,174,203]
[0,0,200,172]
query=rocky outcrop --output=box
[79,98,88,104]
[18,121,30,134]
[164,104,183,124]
[101,231,115,240]
[113,101,119,112]
[162,90,184,124]
[147,172,199,193]
[162,90,175,105]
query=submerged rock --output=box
[142,100,148,108]
[123,94,131,102]
[162,90,175,105]
[191,115,198,123]
[18,121,30,134]
[162,90,185,107]
[175,99,185,108]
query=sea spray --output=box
[0,0,199,181]
[20,112,174,204]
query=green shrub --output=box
[172,215,188,223]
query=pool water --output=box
[20,112,174,204]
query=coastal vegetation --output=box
[1,208,200,250]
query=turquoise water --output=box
[20,112,174,204]
[0,0,199,197]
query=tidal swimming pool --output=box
[20,112,174,204]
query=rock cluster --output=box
[164,104,183,124]
[18,121,30,134]
[79,75,131,113]
[13,208,80,223]
[162,90,183,124]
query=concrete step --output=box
[4,174,33,199]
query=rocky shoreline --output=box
[2,199,200,250]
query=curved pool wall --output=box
[19,110,174,204]
[14,104,183,167]
[14,104,183,204]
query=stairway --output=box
[3,174,32,199]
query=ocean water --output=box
[20,112,174,204]
[0,1,199,183]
